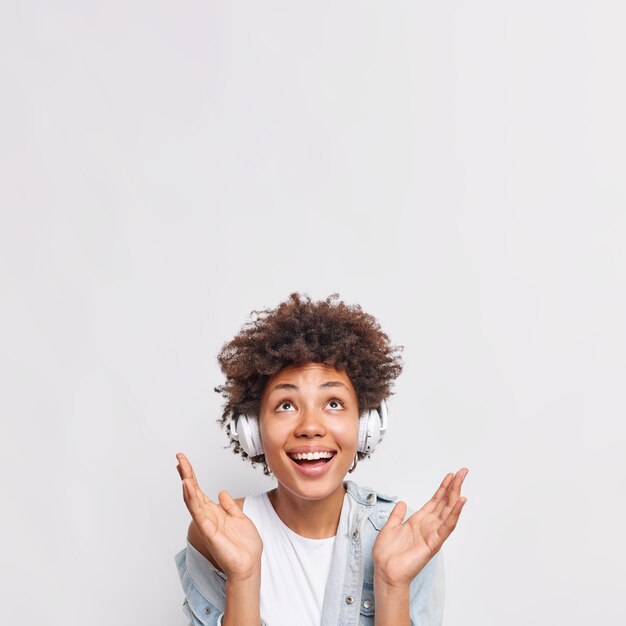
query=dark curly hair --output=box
[214,293,403,474]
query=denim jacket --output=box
[175,481,445,626]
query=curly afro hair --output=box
[214,293,403,474]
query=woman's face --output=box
[259,362,360,502]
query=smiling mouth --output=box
[287,451,337,465]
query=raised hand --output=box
[372,468,468,588]
[176,452,263,582]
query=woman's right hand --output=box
[176,452,263,582]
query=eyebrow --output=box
[270,381,349,392]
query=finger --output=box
[451,468,469,496]
[422,473,454,513]
[176,453,194,480]
[181,477,202,517]
[182,478,218,535]
[434,468,468,516]
[179,466,211,510]
[383,500,407,530]
[218,490,245,518]
[437,496,467,543]
[177,453,203,492]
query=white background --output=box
[1,1,625,624]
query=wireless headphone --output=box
[228,400,389,458]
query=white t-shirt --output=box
[243,492,336,626]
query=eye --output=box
[326,399,344,410]
[275,401,295,412]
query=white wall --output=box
[1,1,625,624]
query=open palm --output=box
[372,468,468,587]
[177,453,263,581]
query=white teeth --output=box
[290,451,335,461]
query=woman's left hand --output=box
[372,468,468,588]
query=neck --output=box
[267,483,346,539]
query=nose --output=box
[293,407,327,439]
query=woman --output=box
[175,293,468,626]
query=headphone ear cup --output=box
[378,399,388,439]
[357,408,381,454]
[357,412,369,453]
[234,414,264,457]
[357,401,390,454]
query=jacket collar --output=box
[344,480,397,506]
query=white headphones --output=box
[228,400,388,458]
